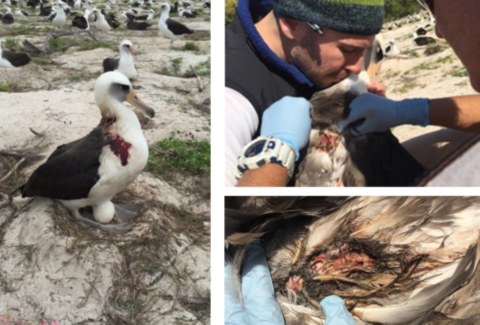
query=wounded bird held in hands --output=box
[226,196,480,325]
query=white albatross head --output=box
[120,39,136,56]
[94,71,155,118]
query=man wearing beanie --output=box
[225,0,385,187]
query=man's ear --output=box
[278,17,307,40]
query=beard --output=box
[291,32,347,89]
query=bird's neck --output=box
[100,102,141,135]
[160,10,169,21]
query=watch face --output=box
[245,140,266,158]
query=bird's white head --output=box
[120,40,136,56]
[94,71,155,118]
[160,2,170,14]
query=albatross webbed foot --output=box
[69,209,133,234]
[114,203,145,223]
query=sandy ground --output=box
[378,18,477,142]
[0,4,210,325]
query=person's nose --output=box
[345,54,363,75]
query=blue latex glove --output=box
[337,93,429,136]
[321,295,356,325]
[225,241,285,325]
[261,96,312,161]
[225,242,356,325]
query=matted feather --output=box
[226,197,480,324]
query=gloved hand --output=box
[225,241,356,325]
[261,96,312,161]
[225,241,285,325]
[337,93,429,136]
[321,295,356,325]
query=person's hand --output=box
[367,82,386,98]
[337,93,429,136]
[321,295,356,325]
[225,241,285,325]
[225,241,356,325]
[261,96,312,161]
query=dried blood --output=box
[109,135,132,166]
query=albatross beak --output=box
[366,62,382,84]
[129,46,136,56]
[126,89,155,118]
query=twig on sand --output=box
[0,192,12,210]
[29,127,45,137]
[189,64,205,92]
[0,158,26,183]
[0,151,43,160]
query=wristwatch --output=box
[234,136,296,179]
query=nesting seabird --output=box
[39,2,52,16]
[415,24,427,36]
[92,8,110,31]
[52,2,67,31]
[71,7,93,32]
[21,71,155,234]
[126,5,136,14]
[126,16,151,30]
[133,8,153,20]
[412,32,436,46]
[0,39,31,68]
[15,7,29,16]
[103,40,137,79]
[101,9,119,28]
[178,7,195,18]
[385,39,400,57]
[158,2,193,47]
[2,7,14,24]
[73,0,82,9]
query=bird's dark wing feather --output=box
[21,126,107,200]
[2,50,30,67]
[166,18,193,34]
[103,57,119,72]
[345,131,426,186]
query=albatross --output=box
[0,39,31,68]
[21,71,155,234]
[103,40,137,79]
[158,2,193,47]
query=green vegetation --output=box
[183,41,200,52]
[392,80,421,94]
[48,37,75,51]
[2,25,30,36]
[225,0,237,26]
[171,57,183,75]
[408,50,419,58]
[79,40,114,51]
[68,71,99,82]
[0,83,10,92]
[31,57,50,65]
[405,55,453,75]
[185,57,211,77]
[4,38,16,48]
[452,69,468,77]
[147,137,210,177]
[384,0,422,22]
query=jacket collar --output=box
[235,0,314,87]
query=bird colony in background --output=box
[382,9,437,57]
[0,0,210,67]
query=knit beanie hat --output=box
[272,0,385,36]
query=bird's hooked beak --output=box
[126,88,155,118]
[129,46,136,56]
